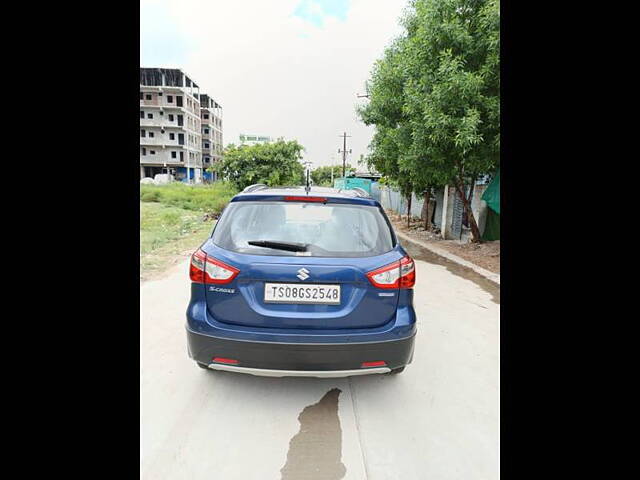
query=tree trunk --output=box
[463,177,476,227]
[423,190,431,230]
[467,178,475,205]
[407,193,412,228]
[454,180,481,243]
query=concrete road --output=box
[141,244,500,480]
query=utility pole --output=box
[338,132,352,178]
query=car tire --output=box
[390,366,405,374]
[196,362,210,370]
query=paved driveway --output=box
[141,244,499,479]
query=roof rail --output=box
[351,187,370,198]
[242,183,268,193]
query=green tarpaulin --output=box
[482,208,500,241]
[481,169,500,241]
[333,177,372,193]
[481,169,500,215]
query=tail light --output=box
[399,256,416,288]
[189,248,240,284]
[366,255,415,289]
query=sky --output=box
[140,0,408,168]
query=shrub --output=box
[140,190,161,202]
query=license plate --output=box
[264,283,341,305]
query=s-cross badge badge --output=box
[297,268,310,281]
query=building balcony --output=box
[139,120,195,132]
[140,121,188,130]
[139,118,167,128]
[140,103,201,118]
[140,139,195,149]
[140,157,184,166]
[139,137,166,146]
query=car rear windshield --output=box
[212,201,395,257]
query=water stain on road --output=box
[402,241,500,304]
[280,388,346,480]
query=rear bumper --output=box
[205,365,391,377]
[186,327,415,375]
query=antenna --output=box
[303,161,313,194]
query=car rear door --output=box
[202,243,403,330]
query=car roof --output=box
[232,185,380,206]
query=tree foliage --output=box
[358,0,499,242]
[311,164,356,187]
[212,140,306,191]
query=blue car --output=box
[186,185,416,377]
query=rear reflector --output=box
[361,361,387,368]
[284,196,327,202]
[212,357,239,365]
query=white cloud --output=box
[141,0,408,168]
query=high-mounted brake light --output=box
[189,248,240,284]
[284,196,327,202]
[366,255,415,289]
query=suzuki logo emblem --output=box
[297,268,310,281]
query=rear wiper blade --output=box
[247,240,309,252]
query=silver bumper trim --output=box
[206,364,391,378]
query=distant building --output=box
[354,171,382,181]
[140,68,224,183]
[239,133,273,145]
[198,94,223,182]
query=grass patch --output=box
[140,202,215,281]
[140,181,236,214]
[139,182,237,281]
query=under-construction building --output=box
[140,68,223,183]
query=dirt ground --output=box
[387,212,500,274]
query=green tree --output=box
[311,164,356,187]
[212,140,306,191]
[358,0,499,242]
